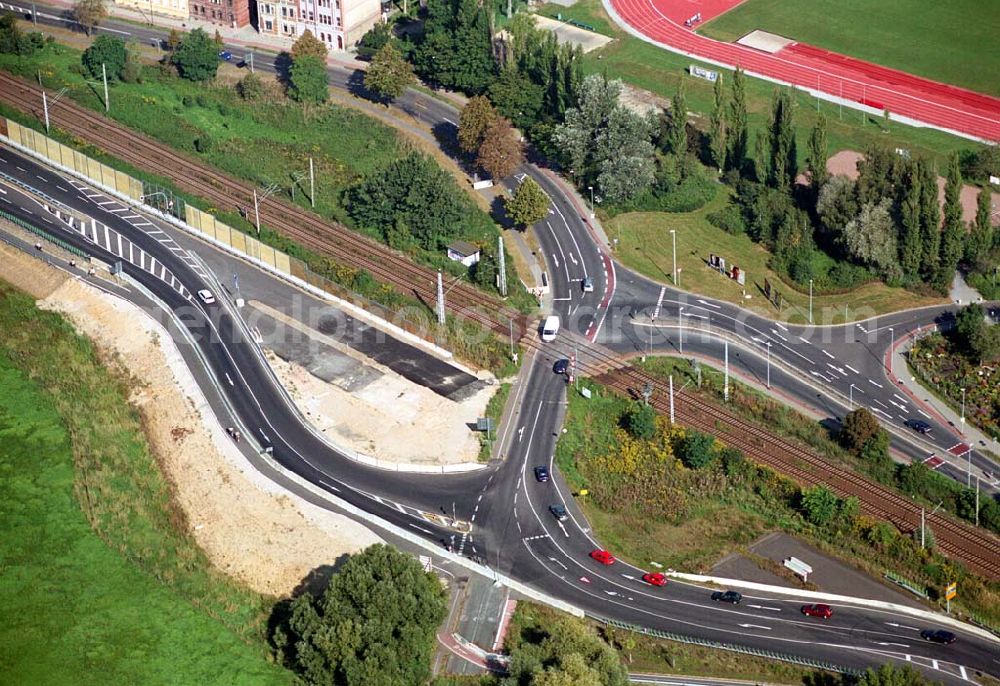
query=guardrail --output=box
[0,207,87,258]
[595,616,861,676]
[883,570,930,599]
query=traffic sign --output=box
[945,581,957,601]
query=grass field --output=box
[700,0,1000,97]
[607,191,944,322]
[0,282,290,684]
[537,0,983,164]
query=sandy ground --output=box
[0,241,381,596]
[264,345,495,467]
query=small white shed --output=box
[446,240,481,267]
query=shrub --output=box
[624,403,656,440]
[676,430,715,469]
[707,202,746,234]
[193,135,213,153]
[840,408,881,451]
[236,72,265,101]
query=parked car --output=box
[218,50,233,61]
[642,572,667,586]
[582,277,594,293]
[534,466,549,482]
[590,549,615,565]
[711,590,742,604]
[553,358,570,375]
[197,289,216,304]
[906,419,932,435]
[801,603,833,619]
[549,503,568,521]
[920,629,957,644]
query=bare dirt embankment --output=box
[0,241,381,595]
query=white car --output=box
[197,289,216,304]
[582,277,594,293]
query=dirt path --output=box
[0,244,381,596]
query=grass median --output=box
[0,280,290,684]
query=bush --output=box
[707,202,746,234]
[624,403,656,440]
[676,430,715,469]
[82,35,126,81]
[236,72,265,101]
[193,135,213,153]
[840,408,881,451]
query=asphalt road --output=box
[2,7,998,678]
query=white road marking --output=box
[821,349,835,359]
[869,379,883,388]
[737,623,771,630]
[697,299,721,309]
[845,364,860,374]
[774,322,788,332]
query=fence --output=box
[0,207,87,258]
[884,570,930,599]
[596,616,862,676]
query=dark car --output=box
[553,358,570,375]
[711,590,742,604]
[920,629,957,644]
[219,50,233,61]
[549,503,568,521]
[534,466,549,482]
[906,419,932,435]
[801,603,833,619]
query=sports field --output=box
[700,0,1000,97]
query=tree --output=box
[0,12,22,54]
[488,67,544,131]
[816,175,858,246]
[166,28,182,54]
[122,41,143,83]
[967,186,994,264]
[708,75,728,170]
[477,117,523,180]
[288,55,328,105]
[73,0,107,36]
[173,28,219,82]
[917,157,941,281]
[857,663,932,686]
[955,303,986,356]
[938,153,964,285]
[856,144,896,206]
[213,29,223,48]
[502,614,628,686]
[624,403,656,440]
[799,485,839,527]
[727,67,748,174]
[274,544,447,686]
[898,160,923,277]
[766,88,797,190]
[664,81,687,157]
[859,430,895,484]
[237,72,265,101]
[676,430,715,470]
[364,42,414,103]
[458,95,497,154]
[805,115,828,188]
[346,152,467,249]
[505,177,549,228]
[414,0,494,94]
[843,199,900,279]
[81,35,126,81]
[358,21,393,56]
[840,408,881,452]
[291,29,328,62]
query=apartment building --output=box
[189,0,252,28]
[113,0,189,21]
[255,0,379,50]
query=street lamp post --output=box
[960,387,966,433]
[588,185,594,219]
[808,279,813,324]
[888,326,894,371]
[678,306,684,354]
[670,229,677,286]
[766,341,772,388]
[849,383,856,410]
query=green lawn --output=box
[0,284,290,685]
[537,0,983,165]
[608,192,944,322]
[700,0,1000,97]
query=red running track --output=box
[608,0,1000,142]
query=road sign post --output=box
[945,581,957,613]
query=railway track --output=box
[3,69,998,580]
[598,366,1000,581]
[0,71,525,338]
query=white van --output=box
[540,315,560,342]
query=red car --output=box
[642,572,667,586]
[590,549,615,565]
[801,603,833,619]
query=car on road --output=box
[920,629,956,644]
[590,549,615,565]
[534,466,549,482]
[197,289,216,304]
[642,572,667,586]
[906,419,932,435]
[553,358,570,375]
[801,603,833,619]
[711,590,742,604]
[219,50,233,61]
[582,277,594,293]
[549,503,568,521]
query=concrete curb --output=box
[670,572,1000,645]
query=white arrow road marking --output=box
[893,393,910,404]
[548,557,568,570]
[771,329,789,341]
[738,624,771,630]
[408,523,435,535]
[621,574,636,581]
[869,379,883,388]
[746,604,782,611]
[876,642,910,648]
[605,590,620,596]
[557,521,569,538]
[697,299,721,309]
[224,372,234,386]
[885,622,920,631]
[551,253,560,268]
[568,252,578,266]
[845,364,860,374]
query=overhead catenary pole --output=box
[678,306,683,354]
[808,278,813,324]
[42,90,49,132]
[766,341,771,388]
[497,236,507,296]
[253,188,260,233]
[724,340,729,402]
[436,271,446,325]
[309,157,315,208]
[668,374,675,424]
[670,229,677,285]
[102,63,109,113]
